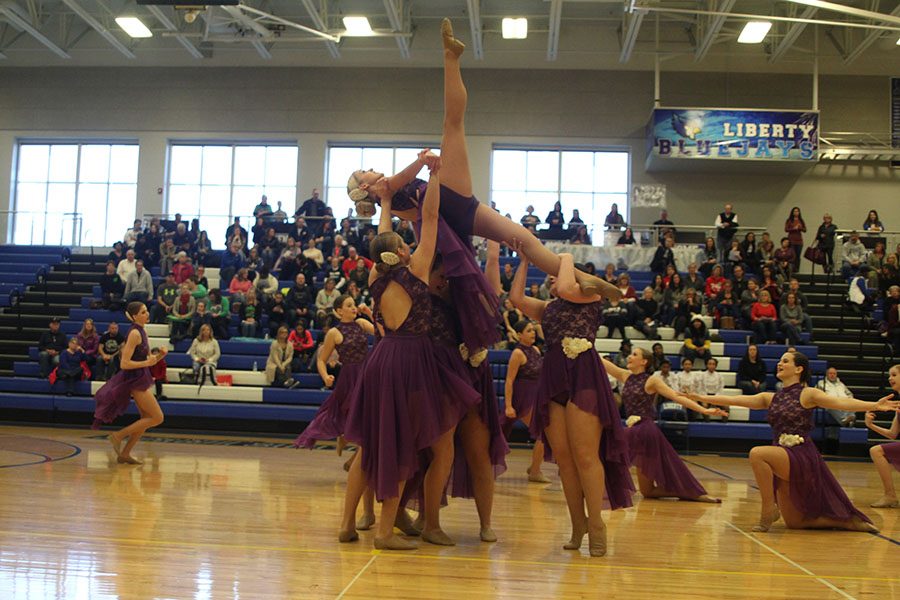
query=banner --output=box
[648,108,818,161]
[892,78,900,149]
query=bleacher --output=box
[0,246,868,452]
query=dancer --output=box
[345,17,619,352]
[509,244,634,557]
[296,294,377,531]
[502,319,549,483]
[444,240,509,543]
[92,301,168,465]
[340,163,479,550]
[601,348,724,502]
[689,351,899,532]
[864,364,900,508]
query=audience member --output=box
[499,263,515,293]
[681,317,712,363]
[841,231,866,279]
[848,266,875,313]
[56,338,85,395]
[253,194,273,218]
[121,260,152,304]
[570,225,591,245]
[159,238,177,276]
[699,238,718,277]
[259,227,283,267]
[739,232,759,274]
[289,321,315,372]
[272,201,288,223]
[229,268,253,308]
[193,231,212,267]
[149,273,178,324]
[601,298,629,339]
[704,265,726,302]
[75,318,99,377]
[295,188,327,236]
[266,292,290,338]
[736,344,767,395]
[302,238,325,269]
[650,342,666,371]
[188,324,221,383]
[714,203,739,262]
[286,274,314,326]
[172,222,191,253]
[290,218,312,246]
[123,219,142,248]
[784,207,806,272]
[683,263,705,294]
[883,285,900,352]
[725,240,743,276]
[862,209,884,233]
[189,301,213,339]
[604,203,625,231]
[225,217,249,249]
[751,289,778,344]
[815,367,857,426]
[713,280,740,328]
[615,227,636,246]
[773,238,795,278]
[266,325,299,388]
[314,279,340,328]
[784,278,814,338]
[96,322,125,381]
[341,247,372,278]
[815,213,837,274]
[652,210,676,240]
[107,242,125,264]
[730,264,749,297]
[866,241,887,289]
[168,284,197,342]
[253,266,279,302]
[653,359,675,388]
[502,298,524,346]
[779,292,804,346]
[38,318,67,378]
[116,249,137,281]
[240,288,261,337]
[674,357,701,395]
[546,201,565,234]
[206,289,231,340]
[520,205,541,228]
[396,219,417,249]
[699,358,724,397]
[633,287,660,340]
[99,260,125,310]
[650,236,676,274]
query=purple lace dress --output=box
[623,372,707,498]
[294,320,369,448]
[883,441,900,472]
[501,344,543,437]
[768,383,871,524]
[392,179,500,352]
[343,267,479,501]
[91,324,154,429]
[530,299,634,509]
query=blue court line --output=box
[683,456,900,546]
[0,440,81,469]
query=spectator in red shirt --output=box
[341,246,372,278]
[288,321,316,371]
[171,252,195,285]
[751,289,778,344]
[704,264,726,302]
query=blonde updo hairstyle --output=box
[347,172,377,218]
[370,231,404,275]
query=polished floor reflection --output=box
[0,426,897,599]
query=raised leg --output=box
[543,401,587,550]
[458,409,496,541]
[438,18,472,198]
[869,445,898,507]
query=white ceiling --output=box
[0,0,898,74]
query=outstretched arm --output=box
[485,240,503,296]
[409,168,441,282]
[687,391,773,409]
[803,388,900,413]
[385,150,433,193]
[600,356,630,384]
[865,411,900,440]
[377,195,394,235]
[648,376,726,416]
[508,243,546,322]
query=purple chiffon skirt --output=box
[294,362,365,448]
[777,440,872,524]
[531,345,635,510]
[91,366,154,429]
[501,378,539,437]
[449,358,509,499]
[626,421,707,498]
[882,441,900,472]
[344,334,480,502]
[419,186,501,352]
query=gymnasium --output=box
[1,1,899,598]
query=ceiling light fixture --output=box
[502,17,528,40]
[737,21,772,44]
[342,16,373,36]
[115,16,153,39]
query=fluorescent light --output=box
[502,17,528,40]
[896,36,900,45]
[342,16,373,36]
[115,16,152,39]
[737,21,771,44]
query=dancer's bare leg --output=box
[565,402,608,557]
[637,469,720,503]
[544,401,587,550]
[458,409,497,541]
[339,447,367,542]
[748,446,785,532]
[439,18,614,298]
[357,488,376,530]
[114,389,162,463]
[870,445,899,507]
[521,411,548,481]
[422,427,456,546]
[374,480,417,550]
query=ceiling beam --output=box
[299,0,340,58]
[784,0,900,26]
[0,1,70,58]
[769,6,817,62]
[546,0,563,61]
[383,0,410,59]
[250,39,271,59]
[694,0,736,62]
[843,4,900,64]
[59,0,134,58]
[619,8,644,63]
[220,4,273,58]
[144,5,203,59]
[465,0,484,60]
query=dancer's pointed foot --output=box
[690,495,722,504]
[117,455,142,465]
[479,527,497,543]
[850,519,879,533]
[563,525,587,550]
[441,18,465,57]
[752,507,781,532]
[374,535,417,550]
[527,467,551,483]
[108,433,123,458]
[343,452,356,473]
[356,513,376,531]
[588,522,607,557]
[422,528,456,546]
[394,509,421,536]
[870,496,899,508]
[412,513,425,532]
[336,435,347,456]
[338,529,359,543]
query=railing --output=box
[629,223,769,247]
[0,210,83,246]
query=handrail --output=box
[11,288,22,332]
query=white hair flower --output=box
[458,344,469,361]
[468,347,488,368]
[379,251,400,266]
[625,415,642,428]
[778,433,805,448]
[561,337,593,360]
[348,188,369,202]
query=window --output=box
[167,143,299,249]
[12,142,139,246]
[491,148,629,245]
[325,145,438,222]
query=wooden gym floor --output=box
[0,425,897,599]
